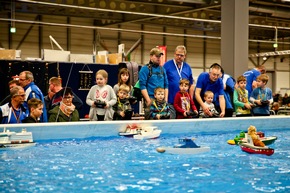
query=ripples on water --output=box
[0,130,290,193]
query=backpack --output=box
[132,64,164,101]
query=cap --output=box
[150,48,164,56]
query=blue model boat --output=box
[156,138,210,154]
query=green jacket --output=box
[48,106,79,122]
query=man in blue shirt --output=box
[194,64,225,117]
[243,65,266,98]
[19,71,48,122]
[164,45,194,119]
[139,48,169,119]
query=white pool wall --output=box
[1,116,289,141]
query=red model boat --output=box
[239,144,274,156]
[239,133,275,156]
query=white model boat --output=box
[156,138,210,154]
[119,124,140,137]
[133,126,162,140]
[0,128,35,149]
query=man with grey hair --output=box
[164,45,195,119]
[0,86,28,124]
[19,71,47,122]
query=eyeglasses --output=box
[13,94,25,97]
[175,54,185,58]
[63,96,74,99]
[19,78,27,81]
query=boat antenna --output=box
[54,61,74,122]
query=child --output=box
[150,87,170,120]
[86,70,117,121]
[113,68,132,94]
[113,84,133,120]
[22,98,43,123]
[249,74,273,116]
[114,68,136,104]
[173,79,198,119]
[233,75,253,117]
[199,91,219,118]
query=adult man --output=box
[243,65,266,98]
[18,71,47,122]
[48,77,83,111]
[163,45,194,119]
[194,64,225,117]
[211,63,235,117]
[0,86,28,124]
[138,47,169,120]
[0,79,20,106]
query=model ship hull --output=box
[0,128,35,149]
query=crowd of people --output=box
[0,45,285,124]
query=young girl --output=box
[86,70,117,121]
[113,68,132,95]
[233,75,253,117]
[174,79,198,119]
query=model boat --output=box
[119,124,162,139]
[228,131,277,146]
[0,128,35,149]
[133,126,162,140]
[118,124,140,137]
[239,134,274,156]
[156,138,210,154]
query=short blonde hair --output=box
[204,90,214,98]
[96,69,108,79]
[118,84,130,93]
[154,87,165,94]
[257,74,269,84]
[49,77,62,86]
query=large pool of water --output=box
[1,129,290,193]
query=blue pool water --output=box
[1,129,290,193]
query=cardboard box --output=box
[70,54,94,63]
[96,54,108,64]
[0,50,16,59]
[108,53,123,64]
[42,49,70,62]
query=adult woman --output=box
[48,87,79,122]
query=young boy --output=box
[173,79,198,119]
[249,74,273,116]
[22,98,44,123]
[233,75,253,117]
[112,84,133,120]
[150,87,170,120]
[199,91,219,118]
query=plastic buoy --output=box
[156,147,166,153]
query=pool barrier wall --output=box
[1,116,290,141]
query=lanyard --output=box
[118,98,124,111]
[258,88,267,101]
[11,107,22,123]
[153,101,166,113]
[173,59,183,80]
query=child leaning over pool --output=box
[174,79,198,119]
[112,84,133,120]
[199,91,219,118]
[86,70,117,121]
[22,98,43,123]
[149,87,170,120]
[233,75,253,117]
